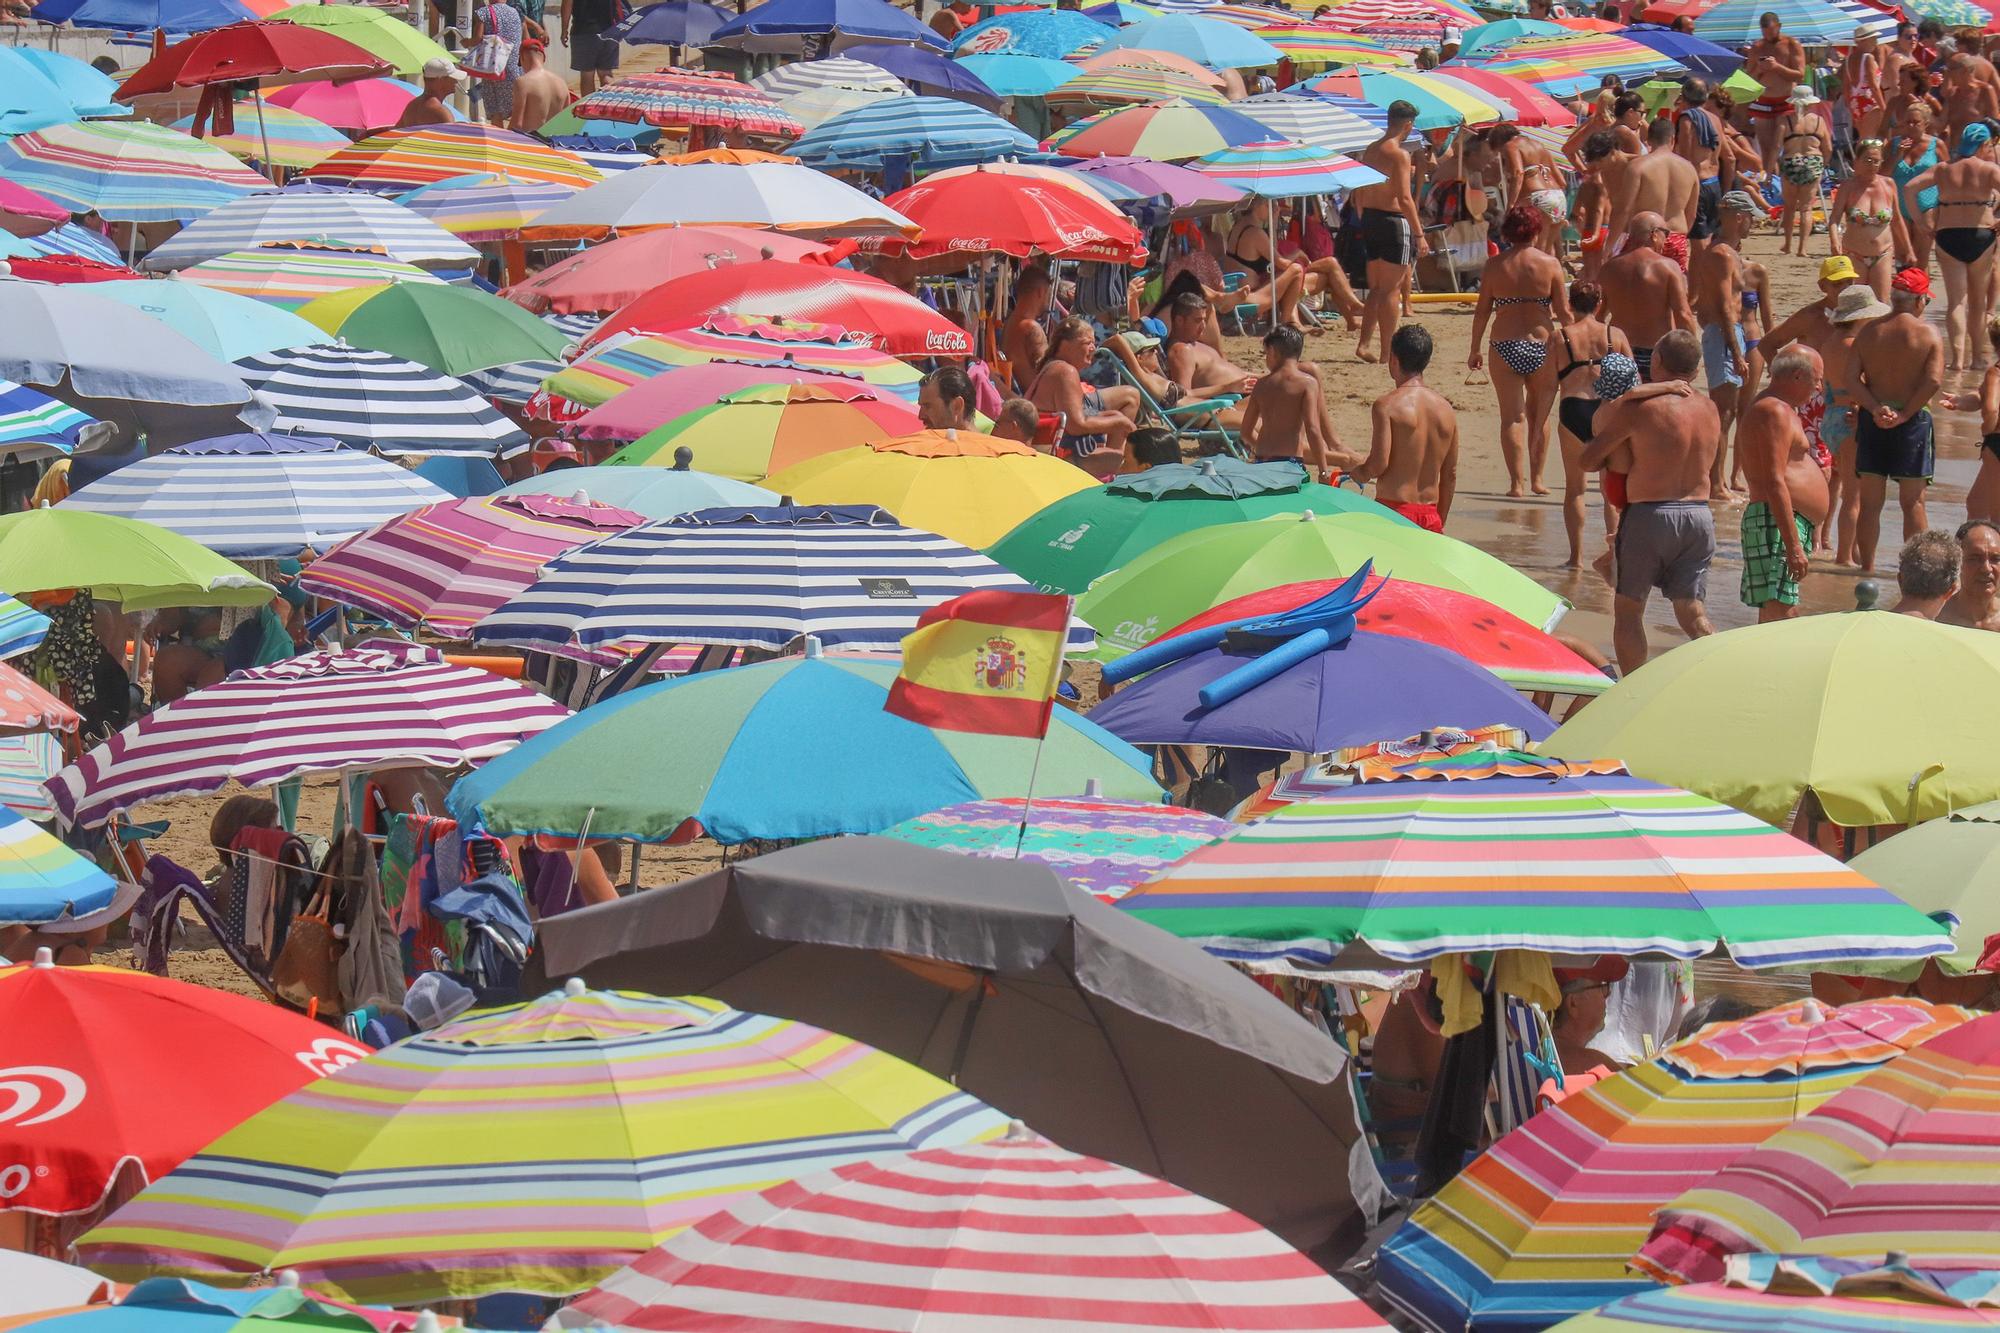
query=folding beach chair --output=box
[1093,348,1244,460]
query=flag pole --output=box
[1012,595,1072,859]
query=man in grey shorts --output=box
[561,0,619,94]
[1580,328,1720,673]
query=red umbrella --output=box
[877,163,1147,263]
[0,254,143,284]
[502,226,832,316]
[580,260,972,358]
[1431,68,1577,127]
[116,21,391,139]
[0,182,68,239]
[0,950,370,1218]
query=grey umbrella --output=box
[532,836,1363,1255]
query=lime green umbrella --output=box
[1076,510,1568,659]
[296,281,569,377]
[0,509,273,610]
[1544,613,2000,828]
[269,2,454,78]
[1840,810,2000,981]
[987,458,1410,595]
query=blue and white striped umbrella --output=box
[57,434,453,558]
[544,311,603,343]
[750,55,909,98]
[139,186,480,274]
[1239,91,1381,153]
[233,344,531,459]
[1694,0,1857,46]
[0,379,113,462]
[788,95,1038,171]
[470,504,1098,654]
[0,599,52,662]
[462,360,561,406]
[9,222,122,266]
[542,137,656,174]
[1828,0,1896,41]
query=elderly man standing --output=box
[1851,267,1945,572]
[1737,346,1831,620]
[1942,518,2000,628]
[398,58,464,127]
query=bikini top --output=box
[1848,201,1894,224]
[1556,326,1603,380]
[1741,288,1762,311]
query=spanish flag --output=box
[884,590,1069,739]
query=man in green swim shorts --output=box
[1737,345,1832,619]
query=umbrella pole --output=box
[1269,195,1280,329]
[253,90,278,186]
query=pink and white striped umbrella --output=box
[46,641,571,828]
[298,493,646,638]
[551,1132,1393,1332]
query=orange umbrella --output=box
[0,661,78,735]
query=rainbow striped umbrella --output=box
[1045,65,1229,105]
[1376,998,1979,1333]
[304,122,600,192]
[1253,24,1410,64]
[574,66,803,137]
[76,986,1010,1305]
[0,121,269,224]
[394,172,577,240]
[298,493,644,638]
[172,102,349,169]
[605,383,921,478]
[1456,49,1597,96]
[1117,764,1955,971]
[171,241,446,312]
[1638,1009,2000,1285]
[0,803,116,926]
[0,731,63,822]
[1043,96,1278,160]
[1346,14,1465,50]
[1551,1258,2000,1333]
[1476,32,1686,91]
[1302,68,1508,127]
[1188,138,1386,194]
[0,378,109,461]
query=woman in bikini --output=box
[1223,206,1312,333]
[1469,203,1573,497]
[1552,279,1631,569]
[1829,138,1915,304]
[1901,121,2000,370]
[1777,86,1830,256]
[1027,317,1140,470]
[1889,100,1943,272]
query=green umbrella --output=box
[0,509,273,610]
[1076,510,1569,659]
[1842,809,2000,981]
[295,281,569,378]
[269,2,455,78]
[986,458,1409,595]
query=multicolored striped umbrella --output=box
[0,378,110,461]
[1375,998,1979,1333]
[0,121,269,224]
[1188,138,1386,194]
[1044,64,1229,105]
[880,797,1231,902]
[0,1276,461,1332]
[1253,23,1410,64]
[1693,0,1858,44]
[787,95,1038,172]
[1475,32,1685,91]
[1550,1257,2000,1333]
[575,66,804,136]
[394,172,576,240]
[0,804,116,926]
[550,1132,1392,1332]
[1428,67,1577,125]
[77,986,1011,1304]
[1638,1009,2000,1284]
[172,241,448,312]
[0,731,63,822]
[170,102,349,170]
[604,383,921,479]
[0,598,50,662]
[45,640,570,828]
[1320,0,1478,24]
[298,493,644,638]
[304,122,600,192]
[1117,765,1955,971]
[1043,96,1280,160]
[1302,67,1507,127]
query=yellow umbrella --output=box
[763,430,1096,549]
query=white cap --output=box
[422,56,468,84]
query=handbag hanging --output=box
[271,882,343,1017]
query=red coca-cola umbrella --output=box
[878,163,1147,264]
[581,259,971,358]
[115,21,391,139]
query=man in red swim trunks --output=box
[1351,323,1459,533]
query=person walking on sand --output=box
[1581,329,1719,674]
[1351,324,1459,533]
[1894,529,1960,616]
[1851,267,1944,572]
[1353,100,1429,366]
[1941,518,2000,629]
[1828,137,1914,305]
[1938,315,2000,521]
[1598,213,1698,382]
[1553,280,1632,569]
[1690,190,1763,500]
[1672,76,1727,257]
[1737,345,1832,620]
[509,38,567,133]
[1240,326,1333,480]
[1607,117,1696,253]
[1898,122,2000,372]
[1469,203,1571,498]
[1744,10,1808,172]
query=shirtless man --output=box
[1001,267,1052,394]
[1941,52,2000,142]
[1165,291,1257,411]
[1609,117,1697,248]
[1737,345,1832,619]
[508,39,567,133]
[1598,213,1698,383]
[1582,329,1719,673]
[917,365,977,432]
[1941,518,2000,628]
[1690,190,1761,497]
[1850,267,1944,571]
[1239,326,1332,480]
[1673,76,1729,253]
[1744,11,1808,171]
[1490,124,1568,254]
[1893,529,1960,615]
[1351,324,1459,532]
[398,58,464,128]
[1352,100,1429,365]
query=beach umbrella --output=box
[469,503,1095,656]
[583,259,971,358]
[113,21,390,103]
[772,82,910,129]
[1058,152,1249,211]
[85,280,318,362]
[1545,614,2000,828]
[169,241,450,312]
[0,507,271,610]
[502,226,829,316]
[0,1252,111,1319]
[0,122,269,225]
[450,649,1156,842]
[1236,90,1383,152]
[1428,68,1577,125]
[0,733,65,824]
[46,640,569,828]
[168,103,348,169]
[78,985,1007,1304]
[529,836,1361,1252]
[1618,21,1744,75]
[0,224,123,266]
[603,383,921,475]
[1093,12,1282,66]
[1045,63,1230,105]
[563,361,893,444]
[609,0,733,47]
[497,464,777,518]
[989,458,1401,594]
[392,173,575,241]
[1122,758,1953,972]
[0,252,141,284]
[1080,510,1567,657]
[1043,96,1279,159]
[954,51,1082,96]
[1252,24,1412,66]
[952,6,1111,56]
[0,182,69,239]
[303,122,600,192]
[1453,48,1597,97]
[1303,68,1507,127]
[140,186,479,272]
[709,0,947,52]
[1551,1258,2000,1333]
[550,1130,1391,1332]
[1694,0,1856,42]
[574,66,804,137]
[878,161,1146,261]
[407,455,502,498]
[1471,31,1687,88]
[787,94,1038,171]
[0,660,76,735]
[1189,137,1387,194]
[0,806,115,926]
[1900,0,1995,25]
[1320,0,1479,24]
[0,48,125,138]
[297,493,643,637]
[26,0,252,28]
[0,1278,462,1331]
[1840,813,2000,986]
[0,600,50,662]
[0,379,113,463]
[57,433,450,557]
[1376,997,1979,1333]
[265,76,451,131]
[522,161,917,240]
[233,343,531,457]
[850,42,1002,104]
[267,1,454,77]
[1453,15,1567,54]
[0,953,368,1217]
[1638,1009,2000,1283]
[1081,0,1163,21]
[749,53,910,96]
[1157,575,1611,696]
[881,795,1233,902]
[540,324,922,420]
[296,281,568,377]
[764,430,1096,549]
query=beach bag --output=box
[462,9,511,79]
[271,884,343,1016]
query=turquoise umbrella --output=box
[1094,13,1282,68]
[86,281,323,363]
[1453,17,1567,57]
[447,647,1161,845]
[954,52,1082,97]
[1694,0,1857,45]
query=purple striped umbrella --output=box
[46,640,572,828]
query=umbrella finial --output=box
[1002,1118,1036,1142]
[1084,777,1102,798]
[412,1313,445,1333]
[1800,998,1828,1024]
[31,946,53,969]
[803,634,824,658]
[276,1269,302,1288]
[673,446,693,471]
[564,977,588,998]
[1201,458,1218,475]
[1299,509,1315,521]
